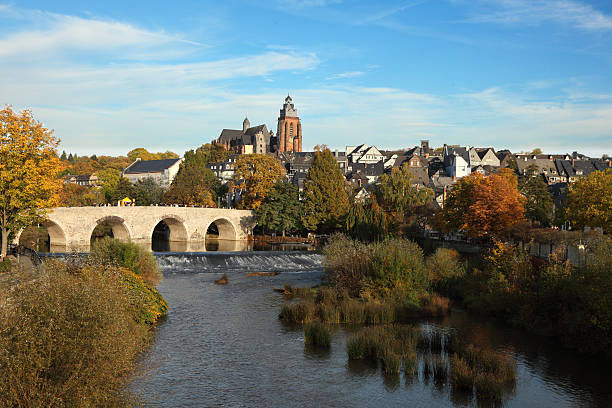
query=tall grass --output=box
[304,321,332,348]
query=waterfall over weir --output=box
[154,251,323,273]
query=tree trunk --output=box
[1,226,7,258]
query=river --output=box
[133,252,612,407]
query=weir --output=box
[155,251,323,273]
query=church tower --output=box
[276,95,302,152]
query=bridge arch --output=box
[151,215,188,242]
[90,216,131,243]
[205,217,238,241]
[44,220,67,251]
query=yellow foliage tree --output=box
[230,154,285,210]
[566,169,612,233]
[0,107,64,257]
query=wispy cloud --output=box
[326,71,364,80]
[464,0,612,31]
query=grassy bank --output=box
[452,237,612,359]
[0,239,167,407]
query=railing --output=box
[7,244,43,266]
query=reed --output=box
[432,356,448,383]
[382,351,402,375]
[304,321,332,348]
[279,301,316,324]
[450,354,475,393]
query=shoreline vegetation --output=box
[0,237,167,407]
[278,233,612,399]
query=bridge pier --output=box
[24,207,255,253]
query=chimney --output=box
[572,159,575,166]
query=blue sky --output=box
[1,0,611,156]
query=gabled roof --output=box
[124,158,181,174]
[244,124,267,136]
[555,160,575,177]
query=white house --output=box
[346,144,385,164]
[122,158,183,187]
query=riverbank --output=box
[0,238,167,407]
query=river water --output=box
[134,252,612,407]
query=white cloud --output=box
[0,12,200,59]
[326,71,364,80]
[466,0,612,31]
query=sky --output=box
[1,0,611,157]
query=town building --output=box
[275,95,303,153]
[216,118,272,155]
[64,174,101,186]
[122,158,183,187]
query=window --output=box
[290,123,294,137]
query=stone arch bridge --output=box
[21,207,255,252]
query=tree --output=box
[127,148,179,161]
[59,184,98,207]
[376,163,434,217]
[345,194,390,242]
[110,178,135,203]
[194,143,230,164]
[438,169,525,238]
[133,177,165,206]
[255,181,302,236]
[164,163,218,207]
[231,154,285,210]
[0,107,64,257]
[531,148,542,155]
[97,168,121,203]
[301,149,350,231]
[60,150,67,161]
[565,170,612,233]
[519,168,553,226]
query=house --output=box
[443,146,471,180]
[405,140,434,158]
[346,161,385,185]
[64,174,100,186]
[346,144,385,164]
[468,147,500,167]
[496,150,514,168]
[207,154,241,183]
[516,155,563,184]
[122,158,183,187]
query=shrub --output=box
[304,321,332,348]
[0,261,150,406]
[426,248,465,296]
[0,258,10,274]
[89,237,162,285]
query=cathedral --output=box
[214,95,303,154]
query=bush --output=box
[426,248,465,296]
[279,301,316,324]
[0,258,10,274]
[0,261,150,406]
[90,237,162,285]
[304,321,332,348]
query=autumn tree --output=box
[255,181,302,236]
[231,154,285,210]
[127,148,179,161]
[0,107,64,257]
[345,194,391,242]
[59,184,98,207]
[97,168,121,203]
[565,170,612,233]
[519,167,553,226]
[438,169,525,239]
[302,149,350,231]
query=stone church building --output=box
[214,95,303,154]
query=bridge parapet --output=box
[29,206,255,252]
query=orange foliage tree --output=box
[230,154,285,210]
[0,107,64,257]
[438,169,525,238]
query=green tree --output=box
[302,149,350,231]
[164,163,219,207]
[0,107,64,257]
[133,177,165,206]
[565,170,612,233]
[376,163,433,217]
[519,168,553,226]
[255,181,302,236]
[231,154,285,210]
[345,195,390,242]
[97,168,121,203]
[110,178,135,203]
[531,148,543,155]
